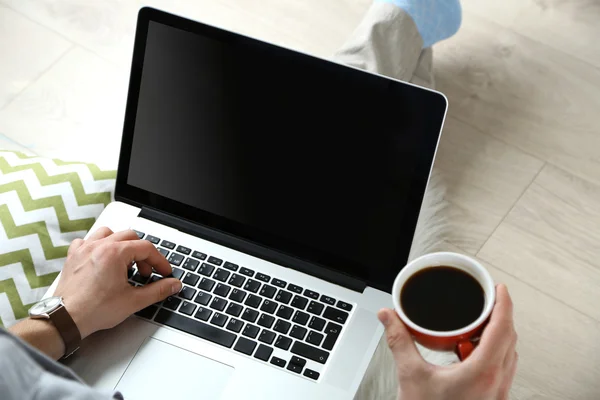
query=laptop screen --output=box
[119,10,446,293]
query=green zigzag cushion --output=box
[0,150,116,328]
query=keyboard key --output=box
[260,299,277,314]
[234,337,256,356]
[183,273,200,287]
[179,301,196,316]
[242,324,260,339]
[240,267,254,277]
[176,245,191,255]
[306,330,324,346]
[194,306,212,321]
[194,292,212,306]
[210,297,228,311]
[304,289,319,300]
[271,278,286,288]
[291,341,329,364]
[291,295,308,310]
[320,295,336,306]
[157,248,169,257]
[256,273,270,282]
[244,294,262,309]
[223,261,239,271]
[276,305,294,320]
[169,267,184,280]
[160,240,175,250]
[322,322,342,350]
[229,288,247,303]
[207,256,223,266]
[133,230,145,239]
[198,278,216,292]
[323,306,349,324]
[307,301,325,315]
[192,251,207,260]
[275,290,292,305]
[270,356,286,368]
[198,263,215,277]
[287,363,303,374]
[210,312,228,327]
[179,286,196,300]
[336,300,353,312]
[214,283,231,297]
[163,296,181,310]
[226,318,244,333]
[288,283,303,294]
[258,330,276,345]
[273,320,291,335]
[274,335,292,350]
[257,314,275,329]
[254,344,274,361]
[167,253,184,266]
[127,268,135,279]
[154,309,235,348]
[309,316,326,332]
[304,369,320,380]
[259,284,276,299]
[242,308,259,323]
[132,272,149,285]
[182,258,200,271]
[290,356,307,368]
[135,305,158,319]
[225,302,243,317]
[325,322,342,335]
[150,274,162,283]
[243,279,261,293]
[145,235,160,244]
[228,274,245,288]
[290,325,308,340]
[213,268,231,282]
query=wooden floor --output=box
[1,1,599,398]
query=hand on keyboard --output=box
[54,227,183,339]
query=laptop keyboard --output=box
[130,230,354,381]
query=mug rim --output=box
[392,252,496,338]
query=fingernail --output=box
[378,310,389,326]
[171,282,182,294]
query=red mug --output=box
[392,252,496,360]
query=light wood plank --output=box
[434,117,543,253]
[479,164,600,322]
[434,12,600,187]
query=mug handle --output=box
[455,339,475,361]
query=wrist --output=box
[10,318,66,360]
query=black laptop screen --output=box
[121,12,446,293]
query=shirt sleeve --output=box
[0,327,123,400]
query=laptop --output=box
[46,7,447,400]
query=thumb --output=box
[378,308,425,367]
[133,278,182,311]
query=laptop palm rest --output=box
[115,337,234,400]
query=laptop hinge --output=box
[138,207,367,293]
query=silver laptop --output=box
[47,7,447,400]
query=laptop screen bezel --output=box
[115,7,448,293]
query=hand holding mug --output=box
[378,284,518,400]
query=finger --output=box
[87,226,114,241]
[132,277,182,311]
[67,238,85,256]
[503,331,518,367]
[377,308,426,368]
[498,352,518,400]
[115,240,172,276]
[135,260,154,277]
[474,284,514,362]
[105,229,140,243]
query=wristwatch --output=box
[28,296,81,358]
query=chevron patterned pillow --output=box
[0,150,116,327]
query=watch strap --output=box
[48,305,81,358]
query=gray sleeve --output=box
[0,327,123,400]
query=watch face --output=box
[29,296,62,316]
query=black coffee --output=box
[401,266,484,331]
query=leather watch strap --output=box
[48,305,81,358]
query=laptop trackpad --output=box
[116,337,234,400]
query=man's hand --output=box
[55,227,183,339]
[378,284,518,400]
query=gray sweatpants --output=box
[0,3,425,400]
